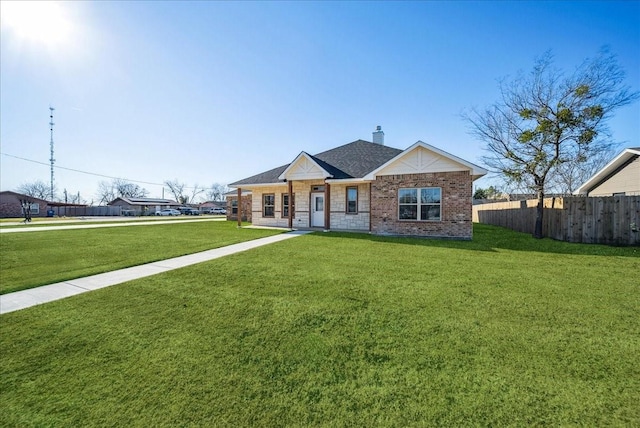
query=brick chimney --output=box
[372,125,384,145]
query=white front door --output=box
[311,193,324,228]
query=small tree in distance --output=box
[97,178,148,205]
[17,180,54,200]
[465,48,638,238]
[207,183,230,202]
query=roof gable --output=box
[278,152,333,180]
[575,147,640,195]
[312,140,403,178]
[364,141,487,180]
[229,139,486,186]
[230,140,403,186]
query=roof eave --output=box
[325,178,370,184]
[231,182,287,188]
[574,148,640,194]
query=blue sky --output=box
[1,1,638,203]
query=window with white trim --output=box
[398,187,441,221]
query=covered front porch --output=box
[233,179,370,233]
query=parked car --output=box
[184,208,200,215]
[210,207,226,215]
[155,209,181,216]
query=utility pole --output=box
[49,106,56,201]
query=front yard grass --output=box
[1,224,638,426]
[0,221,282,294]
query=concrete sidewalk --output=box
[0,217,225,233]
[0,230,311,315]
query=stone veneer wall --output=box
[248,180,325,228]
[329,183,370,231]
[370,171,473,239]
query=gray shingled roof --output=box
[230,140,403,186]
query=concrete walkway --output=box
[0,230,311,314]
[0,217,225,233]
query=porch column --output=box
[237,187,242,228]
[288,180,293,229]
[324,182,330,231]
[369,182,372,232]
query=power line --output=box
[1,152,166,187]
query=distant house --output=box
[0,191,52,218]
[198,200,227,213]
[229,127,487,239]
[108,197,178,215]
[575,147,640,196]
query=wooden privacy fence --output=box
[473,196,640,246]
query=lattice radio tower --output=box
[49,106,55,200]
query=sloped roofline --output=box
[0,190,51,204]
[574,147,640,195]
[109,197,177,206]
[277,151,334,180]
[363,141,488,181]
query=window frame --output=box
[346,186,358,214]
[398,187,442,221]
[262,193,275,218]
[281,193,295,218]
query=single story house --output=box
[108,197,179,215]
[575,147,640,196]
[225,190,252,222]
[229,127,487,239]
[198,200,227,213]
[0,191,52,218]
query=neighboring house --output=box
[108,197,178,215]
[199,200,227,213]
[229,127,487,239]
[0,191,51,218]
[575,147,640,196]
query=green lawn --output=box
[1,224,638,426]
[0,221,282,294]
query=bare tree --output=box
[68,191,85,205]
[164,179,186,204]
[189,184,206,204]
[114,179,148,198]
[465,48,638,238]
[547,147,617,194]
[17,180,54,200]
[207,183,230,202]
[96,181,117,205]
[97,179,148,205]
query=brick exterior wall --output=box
[370,171,473,239]
[0,192,49,218]
[226,195,252,222]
